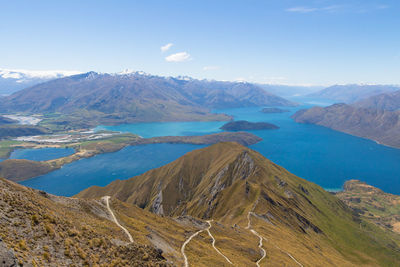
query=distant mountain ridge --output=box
[308,84,400,103]
[354,90,400,111]
[0,71,295,128]
[0,68,81,95]
[292,103,400,148]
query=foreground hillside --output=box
[79,142,400,266]
[0,178,170,266]
[292,103,400,148]
[0,72,295,129]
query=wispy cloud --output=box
[203,65,220,71]
[286,3,388,14]
[165,52,192,62]
[161,43,173,52]
[286,7,318,13]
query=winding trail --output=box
[247,211,303,267]
[206,220,233,265]
[246,212,266,267]
[181,220,234,267]
[181,228,207,267]
[102,196,134,243]
[275,245,303,267]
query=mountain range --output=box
[308,84,400,103]
[0,68,81,95]
[293,88,400,148]
[354,90,400,111]
[0,72,296,129]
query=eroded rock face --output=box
[0,240,17,267]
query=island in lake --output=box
[220,120,279,131]
[261,107,290,113]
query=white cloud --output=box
[165,52,192,62]
[0,68,81,79]
[161,43,174,52]
[286,7,318,13]
[286,4,388,14]
[203,65,220,71]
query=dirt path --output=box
[247,211,303,267]
[102,196,133,243]
[181,228,207,267]
[206,220,233,265]
[246,212,266,267]
[275,245,303,267]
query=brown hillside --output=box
[78,142,400,266]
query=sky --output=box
[1,0,399,86]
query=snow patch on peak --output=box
[0,68,82,80]
[114,69,151,77]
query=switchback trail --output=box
[246,212,266,267]
[206,220,233,265]
[181,227,206,267]
[102,196,134,243]
[247,211,303,267]
[181,220,234,267]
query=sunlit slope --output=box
[79,142,400,266]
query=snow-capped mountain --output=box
[0,68,82,95]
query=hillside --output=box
[78,142,400,266]
[336,180,400,234]
[0,178,171,266]
[0,72,295,129]
[292,103,400,148]
[354,90,400,111]
[308,84,400,103]
[0,125,51,139]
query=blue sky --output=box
[1,0,399,85]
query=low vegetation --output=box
[337,180,400,234]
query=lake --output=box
[9,147,75,161]
[22,98,400,196]
[21,144,204,196]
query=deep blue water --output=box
[21,144,204,196]
[9,147,75,161]
[95,121,225,138]
[21,98,400,196]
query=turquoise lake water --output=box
[8,147,75,161]
[21,98,400,196]
[21,144,204,196]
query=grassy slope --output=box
[337,180,400,234]
[78,142,400,266]
[0,178,170,266]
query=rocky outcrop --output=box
[0,240,17,267]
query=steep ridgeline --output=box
[0,72,295,128]
[292,103,400,148]
[354,90,400,111]
[308,84,400,103]
[78,142,400,266]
